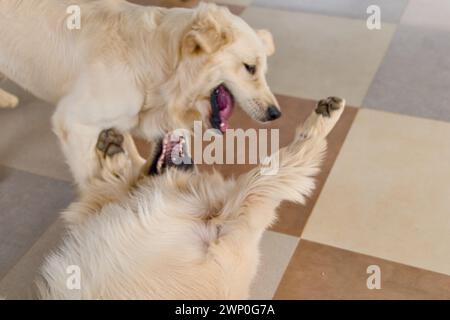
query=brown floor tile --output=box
[274,240,450,300]
[134,137,152,159]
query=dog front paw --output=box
[96,129,124,158]
[315,96,345,118]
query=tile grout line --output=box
[359,22,399,109]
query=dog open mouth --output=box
[210,84,235,133]
[148,133,193,175]
[148,84,234,175]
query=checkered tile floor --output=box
[1,0,450,299]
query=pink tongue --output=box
[216,85,234,133]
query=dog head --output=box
[170,3,280,133]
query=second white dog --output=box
[36,97,345,299]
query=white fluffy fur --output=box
[36,98,345,300]
[0,0,279,189]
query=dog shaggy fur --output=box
[35,97,345,299]
[0,0,280,189]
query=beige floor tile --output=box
[240,7,396,106]
[249,231,299,300]
[275,240,450,299]
[302,109,450,276]
[401,0,450,31]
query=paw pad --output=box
[96,129,124,157]
[315,96,344,117]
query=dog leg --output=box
[94,128,140,188]
[62,128,140,226]
[52,94,144,190]
[0,88,19,108]
[220,97,345,238]
[52,114,104,191]
[97,129,146,176]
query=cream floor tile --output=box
[249,231,299,300]
[240,7,396,106]
[302,109,450,276]
[401,0,450,31]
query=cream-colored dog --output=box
[36,97,345,299]
[0,0,280,188]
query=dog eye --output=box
[244,63,256,75]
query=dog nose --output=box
[266,105,282,121]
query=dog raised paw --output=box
[315,96,344,118]
[96,129,124,158]
[296,96,346,141]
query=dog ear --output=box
[256,29,275,56]
[183,8,233,55]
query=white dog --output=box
[0,0,280,188]
[36,97,345,299]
